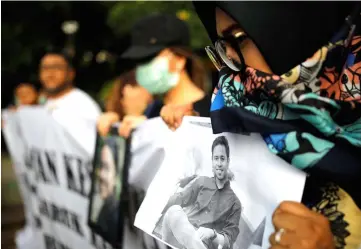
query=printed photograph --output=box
[134,117,306,249]
[152,135,266,249]
[89,134,127,245]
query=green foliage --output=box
[106,1,211,48]
[98,78,116,103]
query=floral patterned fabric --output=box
[209,11,361,249]
[210,13,360,183]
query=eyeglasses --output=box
[205,31,247,72]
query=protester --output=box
[191,2,361,249]
[14,83,39,107]
[1,83,39,128]
[97,70,159,137]
[39,49,101,155]
[98,13,211,138]
[105,70,154,119]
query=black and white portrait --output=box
[89,135,126,245]
[154,136,242,249]
[134,117,306,249]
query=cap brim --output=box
[121,45,165,60]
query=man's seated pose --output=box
[155,136,242,249]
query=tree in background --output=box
[106,1,210,48]
[1,1,211,109]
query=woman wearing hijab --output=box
[98,13,211,138]
[188,2,361,249]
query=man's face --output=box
[15,84,38,105]
[39,54,73,91]
[212,144,229,181]
[99,145,116,199]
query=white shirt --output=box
[45,88,101,156]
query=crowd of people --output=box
[4,2,361,249]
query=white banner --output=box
[134,117,306,249]
[3,108,307,249]
[2,107,112,249]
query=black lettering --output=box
[23,173,37,195]
[37,151,49,183]
[51,203,59,222]
[44,234,56,249]
[25,148,36,169]
[34,215,42,228]
[64,155,78,194]
[79,163,85,196]
[39,199,84,238]
[59,207,70,228]
[45,151,59,184]
[31,185,37,195]
[44,234,71,249]
[70,213,84,237]
[39,199,49,218]
[64,154,87,197]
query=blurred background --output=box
[1,2,213,248]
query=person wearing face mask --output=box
[189,2,361,249]
[98,13,211,138]
[39,48,101,155]
[98,70,160,137]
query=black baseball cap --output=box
[121,13,190,60]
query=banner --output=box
[2,108,307,249]
[134,117,306,249]
[2,107,113,249]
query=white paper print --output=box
[135,117,306,249]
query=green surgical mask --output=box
[38,95,47,105]
[136,57,179,95]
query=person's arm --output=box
[216,201,242,249]
[162,177,201,213]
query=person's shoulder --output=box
[70,89,98,105]
[196,176,216,186]
[229,188,242,209]
[187,175,208,187]
[69,88,101,114]
[197,175,210,183]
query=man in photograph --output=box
[157,136,242,249]
[94,138,121,243]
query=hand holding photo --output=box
[134,117,306,249]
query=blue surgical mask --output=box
[136,57,179,95]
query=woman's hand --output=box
[97,112,120,137]
[118,115,147,138]
[160,103,198,131]
[269,201,334,249]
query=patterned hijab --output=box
[194,4,361,247]
[195,2,361,206]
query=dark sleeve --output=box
[221,200,242,249]
[144,100,163,119]
[162,177,201,212]
[194,95,211,117]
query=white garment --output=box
[45,88,101,156]
[14,89,101,249]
